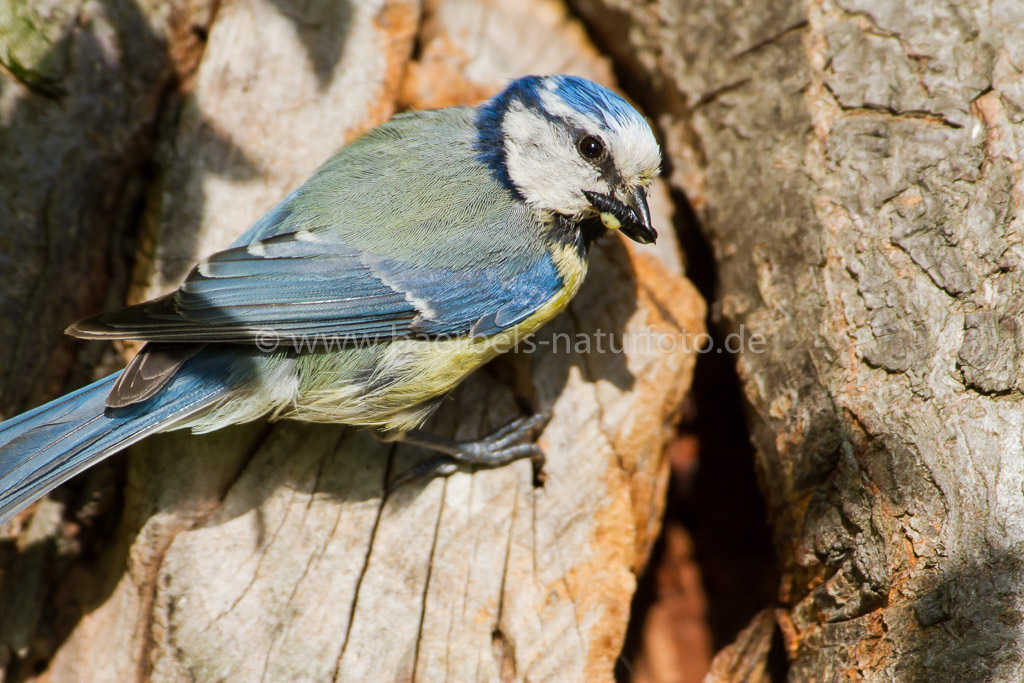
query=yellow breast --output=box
[290,243,589,431]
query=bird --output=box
[0,74,661,524]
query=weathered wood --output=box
[0,0,213,416]
[0,0,216,676]
[574,0,1024,678]
[1,0,703,680]
[702,610,774,683]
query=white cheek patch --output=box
[499,92,662,216]
[502,106,592,213]
[613,121,662,183]
[539,88,661,186]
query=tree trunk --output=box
[574,0,1024,679]
[0,0,702,681]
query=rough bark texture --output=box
[574,0,1024,679]
[0,0,216,675]
[0,0,703,681]
[0,0,214,417]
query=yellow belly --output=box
[290,243,588,431]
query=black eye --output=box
[577,135,604,161]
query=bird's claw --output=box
[386,411,552,491]
[460,411,551,458]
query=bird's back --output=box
[238,106,548,273]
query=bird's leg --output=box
[379,412,551,490]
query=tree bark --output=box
[0,0,213,416]
[0,0,703,681]
[573,0,1024,679]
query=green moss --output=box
[0,0,71,97]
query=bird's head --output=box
[476,74,661,244]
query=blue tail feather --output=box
[0,352,236,524]
[0,375,118,449]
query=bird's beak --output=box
[619,185,657,244]
[582,186,657,244]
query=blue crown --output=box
[474,75,642,193]
[544,75,641,128]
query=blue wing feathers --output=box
[76,229,564,342]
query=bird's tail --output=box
[0,356,231,525]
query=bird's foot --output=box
[385,412,551,491]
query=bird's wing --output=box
[69,227,562,343]
[69,108,566,345]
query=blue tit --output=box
[0,74,661,523]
